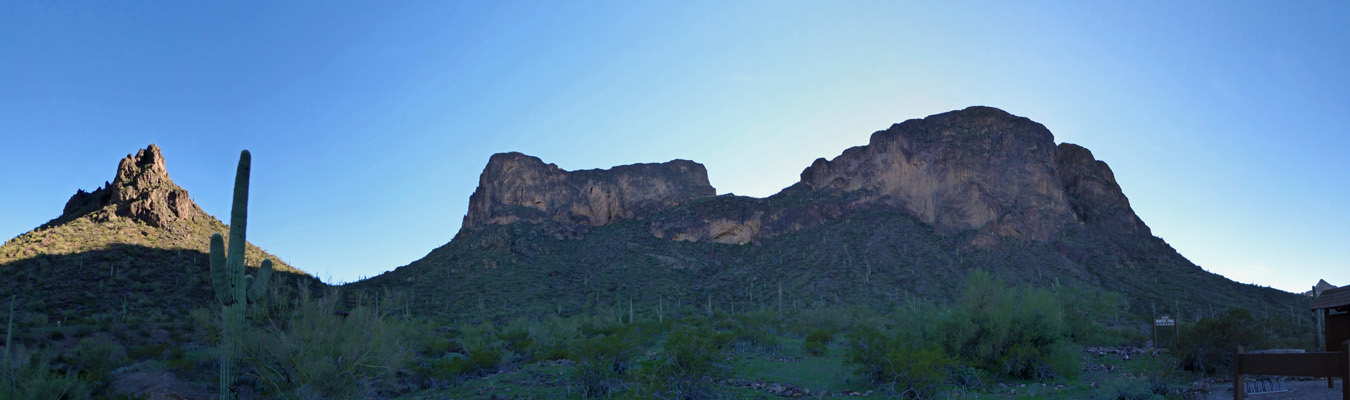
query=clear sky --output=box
[2,1,1346,292]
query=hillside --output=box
[352,106,1307,322]
[0,145,315,337]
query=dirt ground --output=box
[1200,379,1345,400]
[112,370,215,400]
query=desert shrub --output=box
[459,344,505,376]
[728,325,781,355]
[846,325,956,398]
[0,345,91,400]
[883,345,954,399]
[1056,285,1130,346]
[1178,308,1264,374]
[571,330,638,398]
[420,344,503,380]
[70,334,126,384]
[420,334,462,357]
[938,270,1080,380]
[847,326,893,384]
[803,329,833,356]
[497,327,533,357]
[237,285,412,399]
[786,306,884,337]
[627,327,729,400]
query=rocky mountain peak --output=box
[62,144,200,228]
[1054,142,1149,237]
[797,106,1076,243]
[460,152,716,237]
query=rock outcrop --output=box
[459,152,716,237]
[798,106,1077,242]
[461,107,1150,248]
[61,144,201,227]
[1055,143,1149,237]
[647,107,1149,247]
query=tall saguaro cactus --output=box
[210,150,273,400]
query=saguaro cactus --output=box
[210,150,273,400]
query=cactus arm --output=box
[248,259,272,303]
[210,233,232,305]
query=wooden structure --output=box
[1314,286,1350,352]
[1234,343,1348,399]
[1234,284,1350,399]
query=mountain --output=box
[354,106,1303,320]
[0,144,314,332]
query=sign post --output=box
[1154,315,1176,349]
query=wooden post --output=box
[1152,319,1158,349]
[1152,303,1158,349]
[1234,345,1244,400]
[1342,340,1349,397]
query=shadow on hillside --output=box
[0,243,326,329]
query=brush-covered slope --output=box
[0,145,314,327]
[354,107,1303,320]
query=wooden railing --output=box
[1234,341,1349,400]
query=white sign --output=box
[1154,316,1176,326]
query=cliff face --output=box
[797,106,1076,243]
[61,144,201,228]
[647,107,1148,246]
[459,152,716,237]
[461,107,1148,248]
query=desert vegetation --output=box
[0,257,1321,399]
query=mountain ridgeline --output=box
[354,106,1302,320]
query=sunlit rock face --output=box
[62,144,201,228]
[798,106,1077,243]
[459,152,716,238]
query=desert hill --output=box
[0,144,315,333]
[354,106,1305,321]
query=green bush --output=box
[728,325,781,355]
[70,334,127,384]
[420,345,503,379]
[803,329,833,356]
[1178,308,1264,374]
[1056,285,1129,346]
[459,345,505,377]
[940,270,1077,380]
[846,325,955,399]
[627,327,729,400]
[237,286,412,399]
[1,345,92,400]
[883,346,954,399]
[572,331,638,398]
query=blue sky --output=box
[2,1,1346,292]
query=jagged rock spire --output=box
[62,144,199,227]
